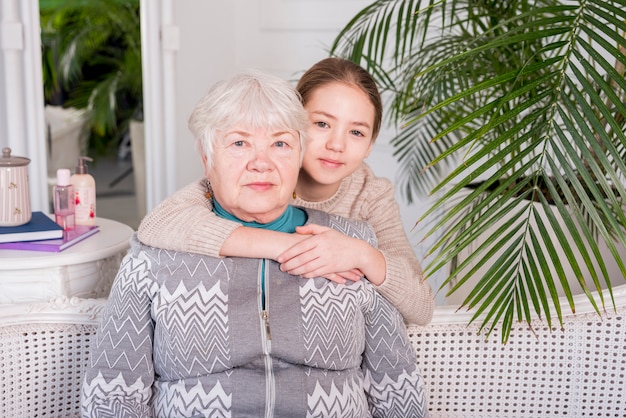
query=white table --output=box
[0,217,133,305]
[0,217,133,417]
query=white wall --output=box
[168,0,371,190]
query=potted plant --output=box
[331,0,626,342]
[40,0,142,155]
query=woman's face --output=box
[298,81,375,200]
[205,125,301,223]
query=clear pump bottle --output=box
[53,168,75,230]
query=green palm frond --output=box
[332,0,626,342]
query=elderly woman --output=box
[81,71,428,417]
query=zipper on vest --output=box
[259,259,275,417]
[259,259,272,341]
[261,309,272,340]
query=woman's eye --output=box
[274,138,297,151]
[314,121,329,128]
[233,140,245,147]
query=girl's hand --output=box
[317,270,364,285]
[277,224,372,283]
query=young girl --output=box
[137,58,434,325]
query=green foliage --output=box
[40,0,142,153]
[332,0,626,342]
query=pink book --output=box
[0,225,99,252]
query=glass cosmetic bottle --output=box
[54,168,75,230]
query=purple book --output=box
[0,225,99,252]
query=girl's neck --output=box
[295,171,340,202]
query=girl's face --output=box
[298,82,375,201]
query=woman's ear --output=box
[201,153,212,179]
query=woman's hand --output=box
[277,224,385,285]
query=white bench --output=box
[408,284,626,417]
[2,286,625,417]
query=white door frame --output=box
[0,0,49,211]
[139,0,177,211]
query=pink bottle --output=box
[53,168,75,230]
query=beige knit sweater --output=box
[137,163,434,325]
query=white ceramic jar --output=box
[0,147,32,226]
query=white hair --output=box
[189,70,308,169]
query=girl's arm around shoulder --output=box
[137,179,240,257]
[138,179,309,260]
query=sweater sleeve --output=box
[136,179,241,257]
[360,283,429,417]
[359,176,434,326]
[81,239,156,417]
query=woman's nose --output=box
[247,146,272,171]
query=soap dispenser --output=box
[71,156,96,225]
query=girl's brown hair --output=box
[296,57,383,142]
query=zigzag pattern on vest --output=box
[82,208,428,417]
[90,254,155,382]
[307,378,369,417]
[153,280,230,378]
[326,213,379,247]
[152,380,232,417]
[301,278,363,367]
[365,369,429,417]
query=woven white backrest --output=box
[2,288,625,417]
[0,298,105,418]
[408,286,626,418]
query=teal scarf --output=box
[213,200,306,233]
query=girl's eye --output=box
[351,130,365,137]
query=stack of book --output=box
[0,211,99,252]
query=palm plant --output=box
[40,0,142,153]
[331,0,626,342]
